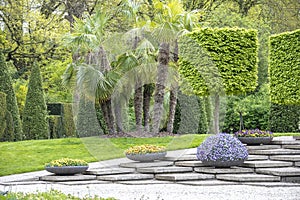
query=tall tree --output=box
[0,52,23,140]
[22,63,49,139]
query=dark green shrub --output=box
[63,103,76,137]
[269,103,300,133]
[0,92,7,139]
[0,52,22,140]
[269,29,300,105]
[48,115,63,138]
[22,63,49,139]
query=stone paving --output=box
[1,136,300,199]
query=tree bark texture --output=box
[143,84,153,132]
[134,86,143,132]
[152,42,169,134]
[114,101,124,133]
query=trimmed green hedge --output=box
[178,27,258,96]
[270,103,300,133]
[0,92,7,139]
[269,29,300,105]
[22,63,49,139]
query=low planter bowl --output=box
[126,152,167,162]
[45,166,89,175]
[237,137,273,145]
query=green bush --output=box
[0,92,6,139]
[0,52,22,140]
[178,27,258,96]
[63,103,76,137]
[269,103,300,133]
[22,63,49,139]
[269,29,300,105]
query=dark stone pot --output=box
[237,137,273,145]
[126,152,167,162]
[45,166,89,175]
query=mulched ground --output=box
[99,131,177,138]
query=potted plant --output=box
[234,129,273,145]
[197,133,248,167]
[45,158,89,175]
[125,144,167,162]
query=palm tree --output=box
[151,0,199,134]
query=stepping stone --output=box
[242,182,300,187]
[155,173,214,181]
[178,180,239,186]
[283,145,300,149]
[118,180,171,185]
[246,155,268,161]
[256,167,300,176]
[137,166,193,174]
[97,174,153,182]
[242,160,293,168]
[39,175,96,182]
[247,145,281,150]
[163,155,197,161]
[84,168,135,175]
[59,180,109,185]
[194,167,253,174]
[183,148,197,155]
[270,155,300,162]
[296,162,300,167]
[281,176,300,183]
[271,140,300,145]
[119,161,173,168]
[293,136,300,140]
[216,174,280,182]
[175,161,205,167]
[249,148,300,155]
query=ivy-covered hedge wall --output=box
[269,29,300,105]
[178,28,258,96]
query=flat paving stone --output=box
[247,145,281,150]
[242,182,300,187]
[270,155,300,162]
[137,166,193,174]
[271,140,300,145]
[162,155,197,161]
[246,155,268,161]
[249,148,300,155]
[118,180,171,185]
[178,180,239,186]
[97,174,153,181]
[256,167,300,176]
[59,180,110,185]
[155,173,214,181]
[183,148,197,155]
[216,174,280,182]
[296,162,300,167]
[39,175,96,182]
[84,168,135,175]
[175,161,206,167]
[242,160,293,168]
[281,176,300,183]
[283,145,300,149]
[194,167,254,174]
[119,161,173,168]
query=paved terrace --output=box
[1,136,300,200]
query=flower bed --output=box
[45,158,88,175]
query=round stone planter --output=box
[202,159,245,168]
[237,137,273,145]
[125,152,167,162]
[45,166,89,175]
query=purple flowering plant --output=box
[197,133,248,162]
[234,129,273,138]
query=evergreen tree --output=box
[22,63,49,139]
[0,53,22,140]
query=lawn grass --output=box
[0,134,208,176]
[1,133,299,176]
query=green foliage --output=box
[223,84,270,133]
[269,29,300,105]
[269,103,300,133]
[48,115,64,138]
[0,53,22,140]
[22,63,49,139]
[179,27,258,96]
[4,190,116,200]
[0,92,7,139]
[46,158,88,167]
[63,103,76,137]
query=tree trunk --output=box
[143,84,153,132]
[114,101,124,133]
[213,94,220,134]
[106,99,115,134]
[167,41,179,133]
[239,111,244,131]
[134,86,143,132]
[152,42,169,134]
